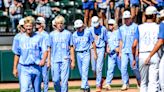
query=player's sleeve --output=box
[118,28,122,40]
[69,33,73,46]
[89,31,94,44]
[46,34,51,47]
[40,37,48,53]
[12,36,20,55]
[158,23,164,39]
[49,33,53,48]
[134,27,139,41]
[103,27,108,42]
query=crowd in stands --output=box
[0,0,163,33]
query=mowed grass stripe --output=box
[0,84,137,92]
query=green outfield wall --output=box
[0,50,134,82]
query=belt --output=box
[96,47,104,49]
[139,51,151,53]
[76,50,88,53]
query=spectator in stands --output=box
[130,0,140,23]
[141,0,154,23]
[82,0,94,27]
[9,0,23,32]
[25,0,37,10]
[0,0,4,10]
[3,0,12,13]
[96,0,108,26]
[106,0,115,19]
[153,0,164,11]
[114,0,125,26]
[35,0,52,32]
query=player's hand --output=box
[13,68,18,78]
[39,60,45,66]
[115,48,119,53]
[119,52,122,59]
[70,56,75,69]
[47,61,51,68]
[83,0,87,2]
[145,56,151,65]
[94,53,98,61]
[71,59,75,70]
[106,47,110,53]
[132,60,136,68]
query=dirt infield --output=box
[0,78,139,92]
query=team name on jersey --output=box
[21,42,40,50]
[53,38,66,43]
[75,37,88,43]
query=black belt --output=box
[139,51,151,53]
[76,50,88,53]
[96,47,104,49]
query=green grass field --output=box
[0,84,138,92]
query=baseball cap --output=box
[91,16,100,27]
[108,19,116,24]
[74,19,83,28]
[159,9,164,18]
[19,18,24,25]
[36,17,45,24]
[145,6,157,15]
[123,11,131,19]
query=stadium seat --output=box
[0,10,3,16]
[24,9,34,16]
[49,1,60,7]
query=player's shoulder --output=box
[72,31,77,37]
[101,25,107,30]
[63,29,72,35]
[132,22,138,27]
[49,30,56,36]
[14,33,22,39]
[119,25,125,30]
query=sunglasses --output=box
[108,24,114,26]
[36,22,41,25]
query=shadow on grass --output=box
[0,84,137,92]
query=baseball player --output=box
[12,18,25,79]
[72,19,97,92]
[50,15,75,92]
[144,9,164,92]
[102,19,121,90]
[89,16,107,92]
[133,6,160,92]
[35,17,50,92]
[118,11,141,91]
[82,0,94,27]
[12,16,48,92]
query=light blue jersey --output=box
[158,21,164,39]
[89,25,107,48]
[50,29,73,63]
[13,32,47,65]
[107,30,119,55]
[72,29,94,51]
[36,31,50,60]
[119,23,138,53]
[12,33,23,55]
